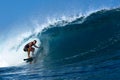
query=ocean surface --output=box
[1,8,120,80]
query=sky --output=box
[0,0,120,40]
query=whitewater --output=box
[1,7,120,80]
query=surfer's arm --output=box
[34,45,39,48]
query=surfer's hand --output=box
[37,46,40,48]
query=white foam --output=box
[0,31,41,67]
[0,56,9,67]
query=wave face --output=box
[34,8,120,79]
[1,8,120,80]
[36,8,120,66]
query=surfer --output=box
[23,40,39,58]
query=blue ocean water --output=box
[1,8,120,80]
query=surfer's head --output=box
[33,40,37,44]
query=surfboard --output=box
[24,57,34,63]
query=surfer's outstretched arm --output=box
[34,45,39,48]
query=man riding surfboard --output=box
[23,40,39,58]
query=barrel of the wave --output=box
[38,8,120,68]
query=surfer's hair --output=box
[34,40,37,43]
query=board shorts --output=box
[23,44,29,52]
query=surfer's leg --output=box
[27,48,31,58]
[31,47,35,56]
